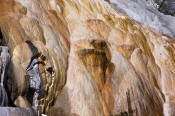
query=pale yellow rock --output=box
[14,96,31,108]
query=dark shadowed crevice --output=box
[0,29,3,46]
[0,28,8,46]
[0,28,12,107]
[0,27,16,107]
[5,75,16,107]
[153,0,175,16]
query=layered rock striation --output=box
[0,0,174,116]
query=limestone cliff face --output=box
[0,0,175,116]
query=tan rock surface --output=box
[0,0,174,116]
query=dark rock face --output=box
[0,46,10,106]
[0,107,36,116]
[0,86,8,106]
[152,0,164,5]
[0,47,10,87]
[26,40,42,114]
[26,41,54,116]
[154,0,175,16]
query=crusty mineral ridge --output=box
[0,0,175,116]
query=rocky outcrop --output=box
[0,0,175,116]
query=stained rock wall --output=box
[0,0,174,116]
